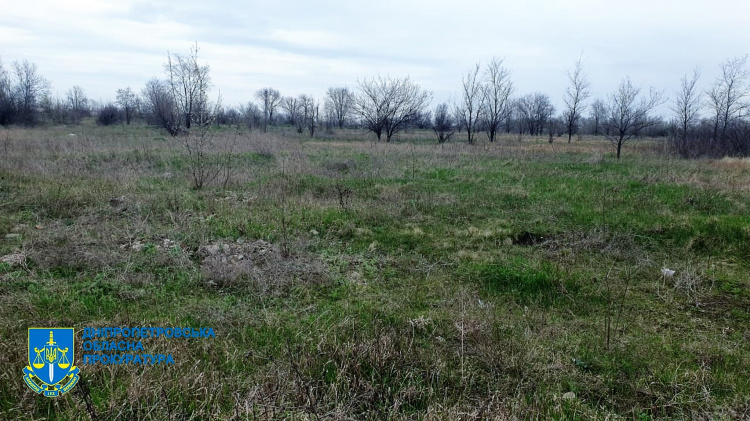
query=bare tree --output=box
[255,88,281,132]
[299,95,319,137]
[563,57,591,142]
[0,58,13,126]
[457,63,483,143]
[216,106,242,126]
[239,102,263,130]
[66,85,89,124]
[143,44,216,136]
[590,99,607,136]
[296,95,318,137]
[411,110,432,130]
[432,103,455,143]
[40,94,66,125]
[706,56,749,145]
[670,68,703,157]
[481,58,514,142]
[12,60,50,126]
[280,96,302,130]
[116,87,138,125]
[507,98,522,134]
[296,96,310,134]
[325,87,353,129]
[353,75,432,142]
[517,93,555,136]
[604,77,664,159]
[165,43,211,130]
[547,115,562,143]
[142,78,181,135]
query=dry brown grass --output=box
[712,157,750,170]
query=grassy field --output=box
[0,125,748,420]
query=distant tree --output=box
[240,102,263,130]
[507,98,522,134]
[706,56,749,151]
[547,115,562,143]
[562,57,591,142]
[97,103,120,126]
[325,87,353,129]
[0,58,13,126]
[603,77,664,159]
[11,60,50,126]
[116,87,138,125]
[309,101,320,138]
[295,95,310,134]
[141,78,180,135]
[216,106,242,126]
[670,68,703,157]
[481,58,514,142]
[517,93,555,136]
[66,85,90,124]
[280,96,301,128]
[432,103,455,143]
[353,75,432,142]
[293,96,308,134]
[408,110,430,130]
[41,95,67,125]
[322,105,336,134]
[457,63,483,143]
[142,44,216,136]
[165,43,211,130]
[299,95,319,137]
[590,99,607,136]
[255,88,281,132]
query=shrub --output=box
[97,103,120,126]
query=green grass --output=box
[0,126,748,419]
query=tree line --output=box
[2,46,749,159]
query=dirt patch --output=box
[199,239,329,295]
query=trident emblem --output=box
[32,331,71,383]
[24,328,78,397]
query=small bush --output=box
[97,103,121,126]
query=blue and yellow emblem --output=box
[23,328,79,397]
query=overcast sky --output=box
[2,0,749,115]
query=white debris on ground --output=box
[661,268,676,277]
[562,392,576,400]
